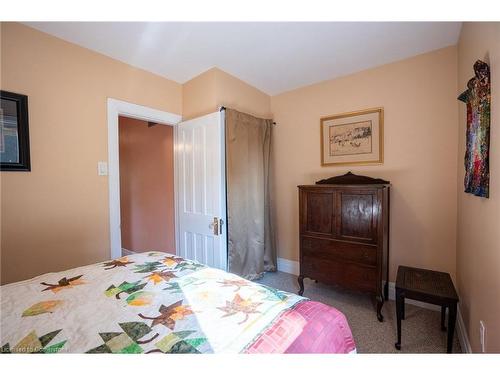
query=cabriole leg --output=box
[297,275,305,296]
[376,293,384,322]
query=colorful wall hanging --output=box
[458,60,491,198]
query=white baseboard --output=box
[457,306,472,353]
[275,258,471,352]
[277,257,299,275]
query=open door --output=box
[176,111,227,270]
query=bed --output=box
[0,252,355,354]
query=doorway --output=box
[107,99,227,271]
[118,116,175,255]
[107,98,182,259]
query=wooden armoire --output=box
[298,172,390,321]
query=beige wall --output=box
[0,24,459,286]
[182,68,271,120]
[182,68,217,120]
[271,46,459,282]
[456,22,500,353]
[119,116,175,254]
[4,25,498,354]
[214,69,271,119]
[0,23,182,284]
[0,24,271,285]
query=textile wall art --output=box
[458,60,491,198]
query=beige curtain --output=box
[225,108,276,280]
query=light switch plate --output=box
[97,161,108,176]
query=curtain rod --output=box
[219,106,276,126]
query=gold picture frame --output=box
[320,107,384,166]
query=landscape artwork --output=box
[329,120,373,156]
[457,60,490,198]
[321,108,383,166]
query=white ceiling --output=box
[24,22,462,95]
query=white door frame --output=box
[107,98,182,259]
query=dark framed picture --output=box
[1,90,31,171]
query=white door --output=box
[176,111,227,270]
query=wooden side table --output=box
[394,266,459,353]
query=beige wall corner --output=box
[0,22,182,284]
[213,68,272,119]
[271,46,459,284]
[182,68,218,120]
[182,67,272,120]
[456,22,500,353]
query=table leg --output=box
[395,289,404,350]
[447,304,457,353]
[441,306,447,331]
[402,298,405,320]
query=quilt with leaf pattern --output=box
[0,252,355,354]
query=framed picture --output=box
[321,107,383,166]
[0,90,31,171]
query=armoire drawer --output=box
[301,236,377,266]
[301,255,377,293]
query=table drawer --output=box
[301,236,377,266]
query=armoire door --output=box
[176,111,227,270]
[299,188,336,238]
[335,188,378,245]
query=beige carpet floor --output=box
[258,271,462,353]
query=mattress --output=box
[0,252,355,354]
